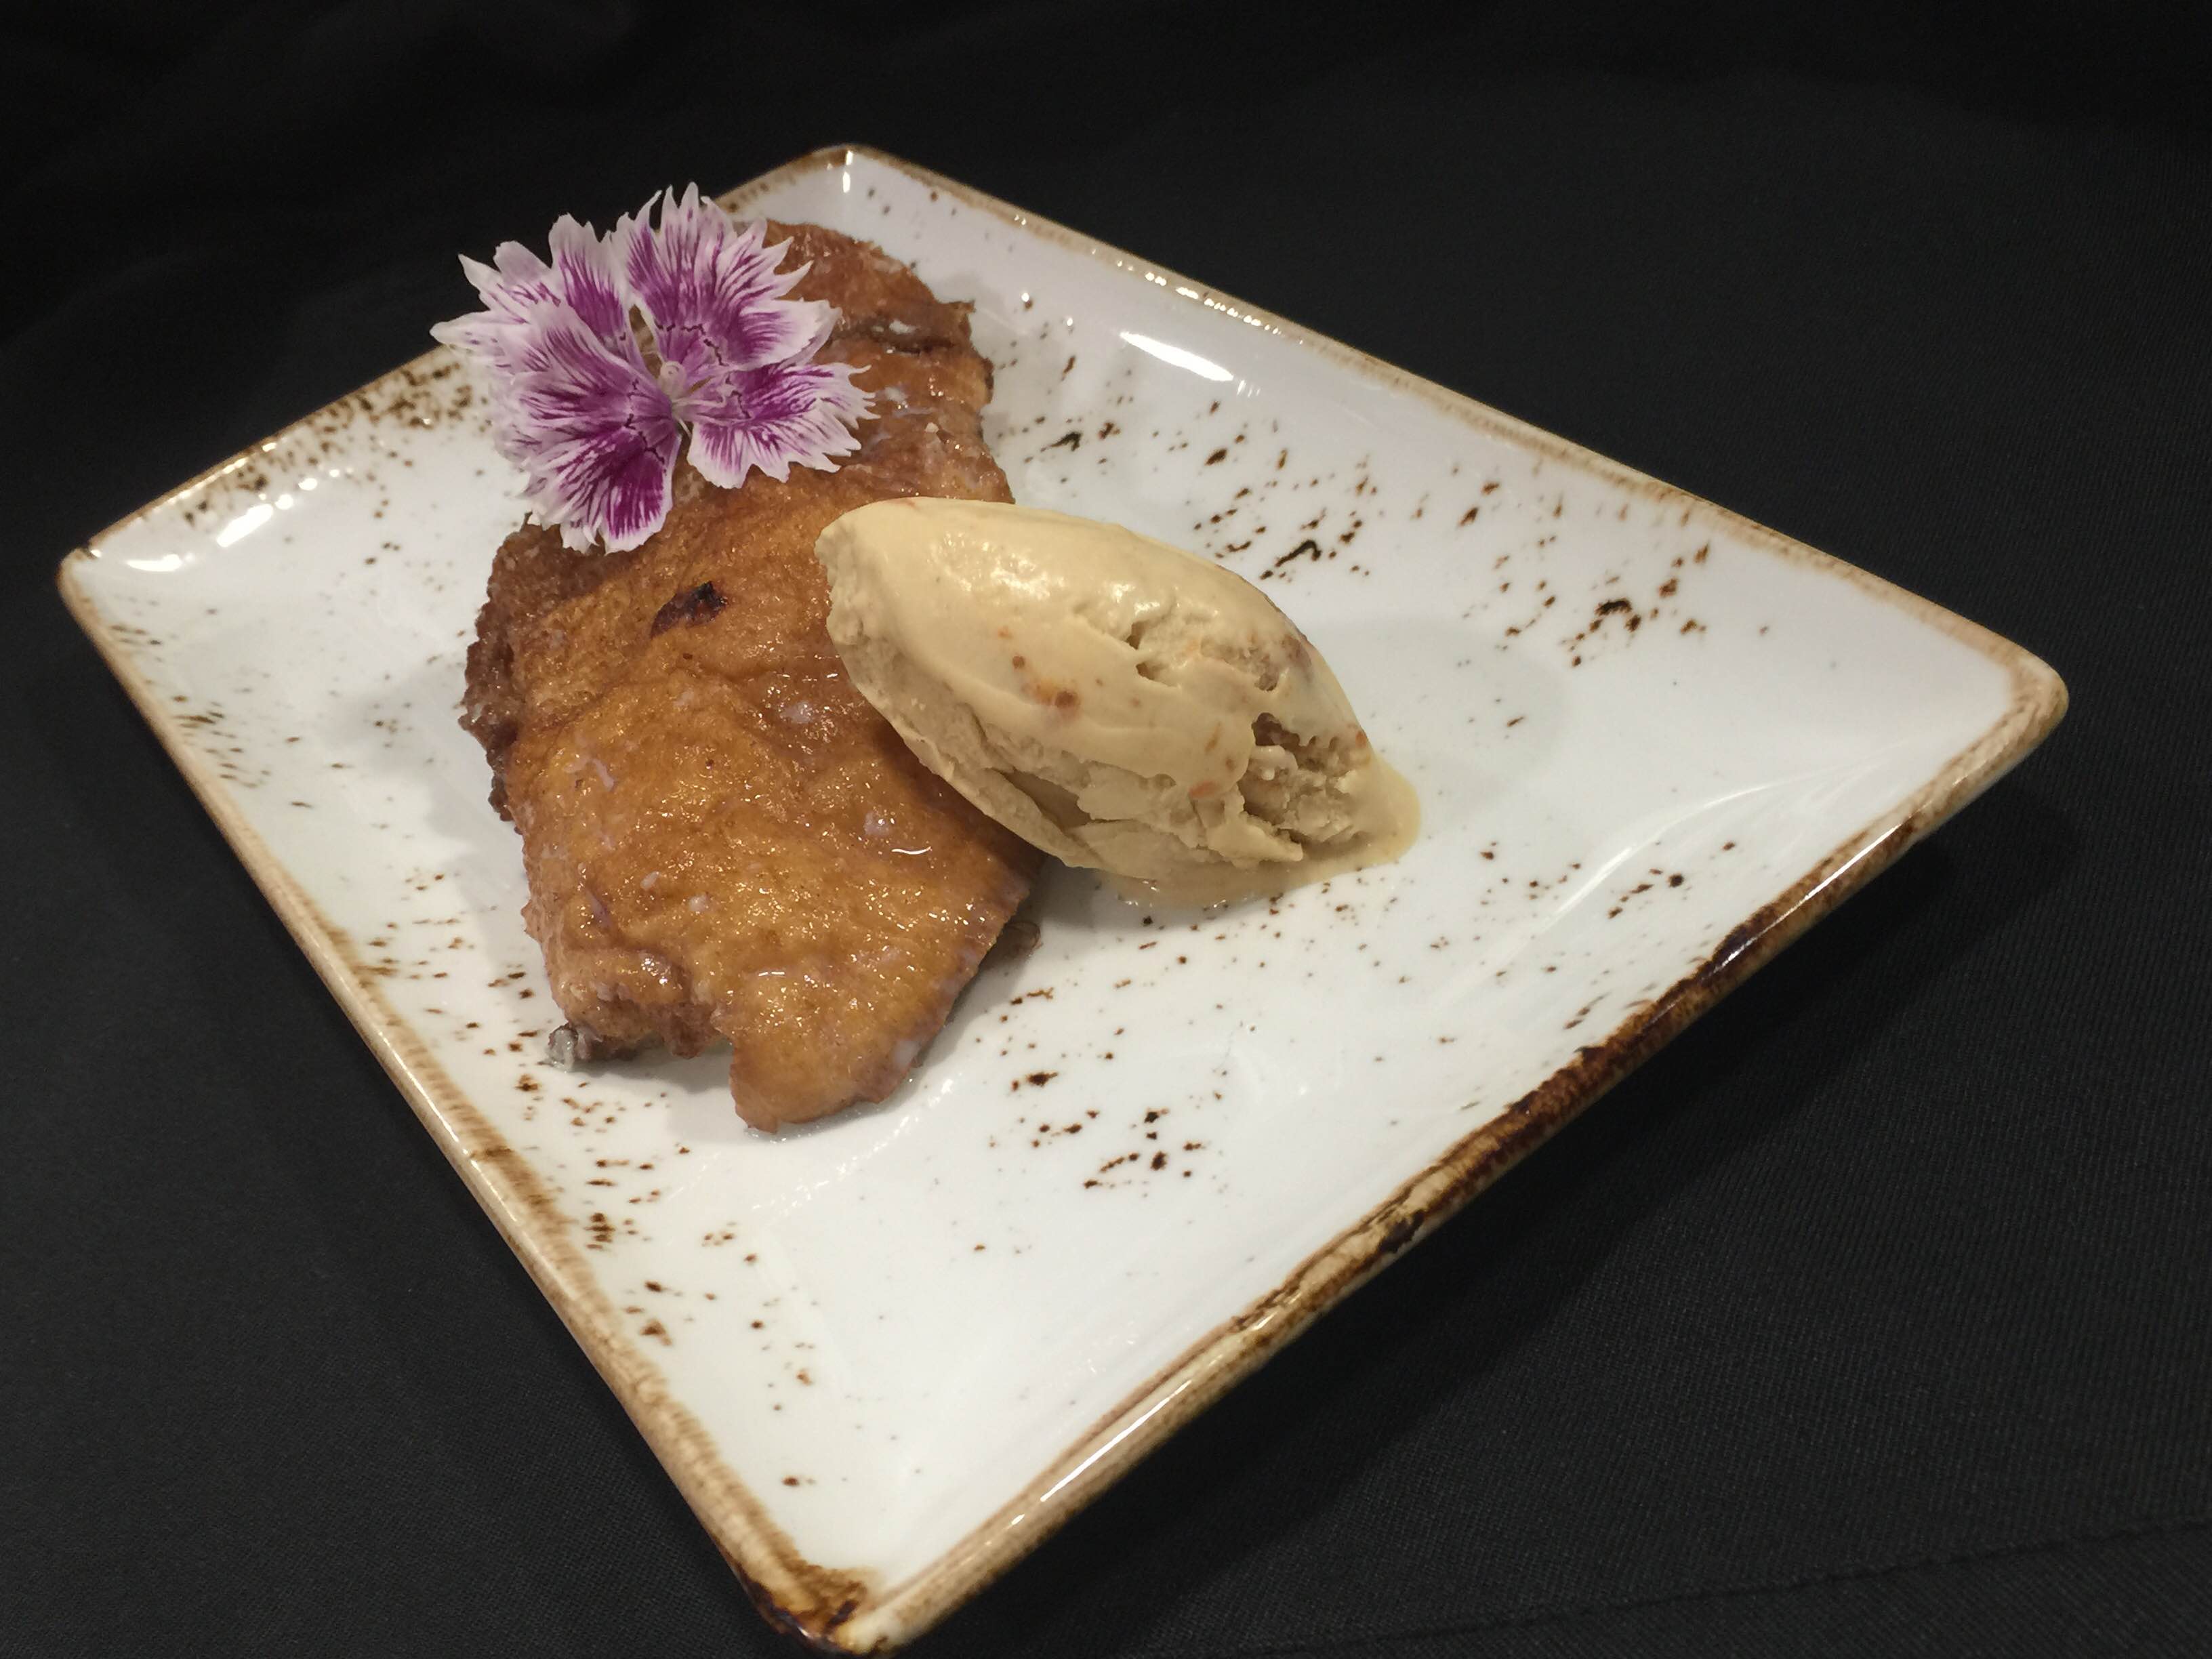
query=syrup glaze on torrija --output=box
[461,224,1037,1129]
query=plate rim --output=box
[57,141,2068,1652]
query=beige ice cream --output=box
[817,497,1416,903]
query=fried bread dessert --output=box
[462,224,1038,1129]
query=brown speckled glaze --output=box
[59,146,2063,1652]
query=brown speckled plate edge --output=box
[58,144,2066,1653]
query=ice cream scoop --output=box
[817,498,1416,903]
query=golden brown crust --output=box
[460,224,1037,1127]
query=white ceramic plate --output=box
[60,146,2063,1650]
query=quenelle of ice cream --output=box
[817,498,1416,903]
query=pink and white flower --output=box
[432,187,867,552]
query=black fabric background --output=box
[4,4,2209,1655]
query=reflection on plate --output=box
[59,146,2063,1649]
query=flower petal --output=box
[430,251,542,370]
[547,213,630,352]
[501,304,680,552]
[679,355,870,489]
[432,224,642,375]
[623,184,824,383]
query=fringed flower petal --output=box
[621,184,825,383]
[435,220,640,372]
[504,306,680,552]
[680,354,869,489]
[546,213,634,353]
[432,243,554,371]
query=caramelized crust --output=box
[460,223,1036,1128]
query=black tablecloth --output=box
[6,5,2209,1655]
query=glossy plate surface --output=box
[60,146,2063,1650]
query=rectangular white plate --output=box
[60,146,2063,1650]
